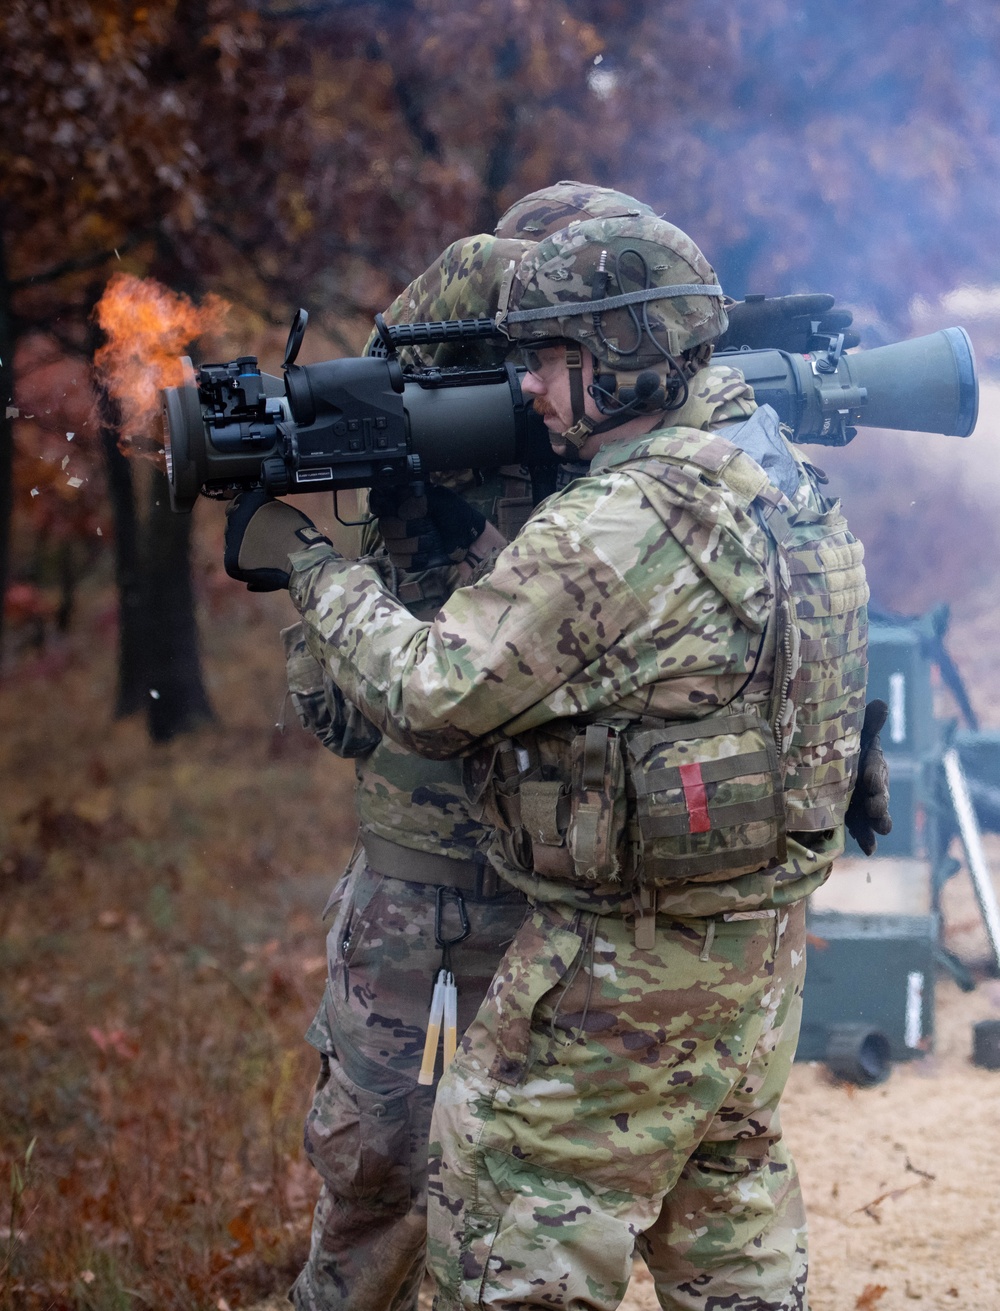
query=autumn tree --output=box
[0,4,198,726]
[227,0,1000,333]
[5,0,1000,710]
[0,0,314,734]
[557,1,1000,324]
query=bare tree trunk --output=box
[143,467,214,742]
[55,539,76,632]
[97,386,150,716]
[90,276,213,739]
[0,228,15,663]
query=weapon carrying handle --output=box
[379,317,504,349]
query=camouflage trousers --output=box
[426,898,808,1311]
[290,853,528,1311]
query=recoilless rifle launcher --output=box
[162,308,979,514]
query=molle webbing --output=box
[630,432,868,836]
[482,429,867,892]
[624,710,787,883]
[745,482,868,832]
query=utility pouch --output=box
[478,740,540,875]
[519,779,572,877]
[567,724,627,882]
[624,709,787,885]
[490,725,629,885]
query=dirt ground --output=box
[778,979,1000,1311]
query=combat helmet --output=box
[494,180,655,239]
[496,213,729,449]
[370,184,656,369]
[366,233,534,369]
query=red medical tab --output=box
[678,761,711,833]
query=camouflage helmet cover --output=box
[494,179,656,240]
[368,233,534,368]
[498,214,729,372]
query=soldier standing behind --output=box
[282,233,530,1311]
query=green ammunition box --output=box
[796,910,935,1064]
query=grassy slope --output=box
[1,576,357,1310]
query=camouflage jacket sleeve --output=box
[281,540,470,757]
[281,621,383,758]
[288,445,770,760]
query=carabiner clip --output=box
[435,885,471,950]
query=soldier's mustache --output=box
[532,396,559,418]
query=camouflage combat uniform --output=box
[286,357,867,1311]
[287,237,540,1311]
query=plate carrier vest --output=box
[484,423,869,891]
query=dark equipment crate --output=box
[796,911,935,1065]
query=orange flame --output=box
[93,273,229,449]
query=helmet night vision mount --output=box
[162,308,979,514]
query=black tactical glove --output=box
[718,294,860,354]
[845,699,893,856]
[224,488,332,591]
[369,484,487,571]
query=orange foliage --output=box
[0,585,356,1310]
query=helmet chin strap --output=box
[558,348,651,451]
[559,347,598,451]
